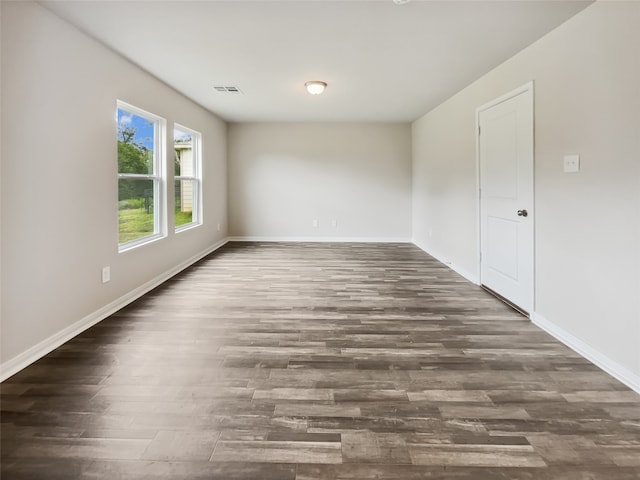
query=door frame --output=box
[475,81,535,317]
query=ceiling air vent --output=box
[213,86,242,94]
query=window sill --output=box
[118,233,165,253]
[175,221,202,235]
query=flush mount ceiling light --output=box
[305,81,327,95]
[392,0,411,4]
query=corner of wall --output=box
[412,239,479,285]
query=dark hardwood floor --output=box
[2,242,639,479]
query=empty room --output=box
[1,0,639,479]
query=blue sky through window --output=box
[117,108,154,150]
[174,127,192,143]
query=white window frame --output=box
[173,123,202,232]
[117,100,167,252]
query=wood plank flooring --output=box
[2,242,639,479]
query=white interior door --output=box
[478,83,534,315]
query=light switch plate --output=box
[564,154,580,173]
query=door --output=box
[478,83,534,315]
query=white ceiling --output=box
[40,0,592,123]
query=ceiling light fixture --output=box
[305,81,327,95]
[392,0,411,4]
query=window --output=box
[174,124,202,231]
[117,101,166,251]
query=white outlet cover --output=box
[563,154,580,173]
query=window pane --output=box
[174,124,201,230]
[118,109,155,175]
[117,101,166,250]
[175,179,195,227]
[119,178,156,243]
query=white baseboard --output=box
[533,313,640,394]
[0,238,228,382]
[412,239,479,285]
[227,236,412,243]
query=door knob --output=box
[517,209,528,217]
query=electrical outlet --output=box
[312,219,319,228]
[563,154,580,173]
[101,266,110,284]
[217,223,221,232]
[331,220,337,228]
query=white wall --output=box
[412,2,640,388]
[228,123,411,241]
[0,2,227,374]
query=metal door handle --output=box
[517,209,528,217]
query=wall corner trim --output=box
[533,313,640,395]
[0,238,229,382]
[412,240,480,285]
